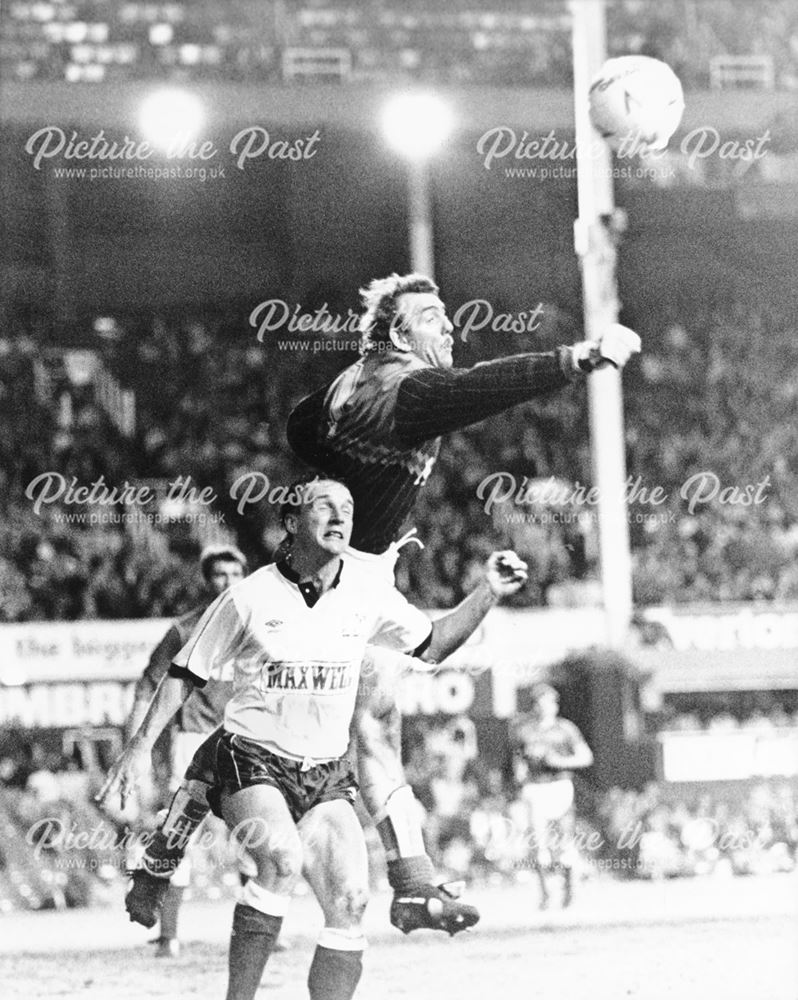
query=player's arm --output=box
[286,350,573,458]
[97,672,196,809]
[128,674,195,754]
[545,721,594,770]
[125,625,183,741]
[97,591,246,809]
[422,551,528,663]
[365,551,525,682]
[395,327,640,446]
[286,383,339,469]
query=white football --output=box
[588,55,685,152]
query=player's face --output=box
[292,481,354,556]
[534,692,559,723]
[395,292,454,368]
[206,559,245,597]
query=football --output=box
[588,55,685,152]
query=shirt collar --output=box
[276,558,343,608]
[364,350,429,374]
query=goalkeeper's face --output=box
[394,292,454,369]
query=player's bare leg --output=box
[562,864,574,908]
[533,856,550,911]
[355,658,479,936]
[556,812,577,907]
[301,801,369,1000]
[153,885,183,955]
[221,785,300,1000]
[527,809,552,911]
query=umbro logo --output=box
[264,619,284,629]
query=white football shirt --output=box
[171,560,431,761]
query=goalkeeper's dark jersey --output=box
[287,348,574,554]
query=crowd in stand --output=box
[3,0,798,90]
[597,781,798,879]
[1,289,798,619]
[661,695,798,732]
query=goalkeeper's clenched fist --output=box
[570,323,641,372]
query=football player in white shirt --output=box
[99,478,527,1000]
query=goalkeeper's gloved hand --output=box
[570,323,641,373]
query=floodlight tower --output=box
[381,93,454,278]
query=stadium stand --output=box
[2,1,798,89]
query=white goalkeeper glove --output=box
[486,550,528,598]
[570,323,641,373]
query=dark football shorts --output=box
[206,729,358,823]
[184,725,224,785]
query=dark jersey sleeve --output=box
[285,384,336,471]
[137,626,184,699]
[394,349,575,447]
